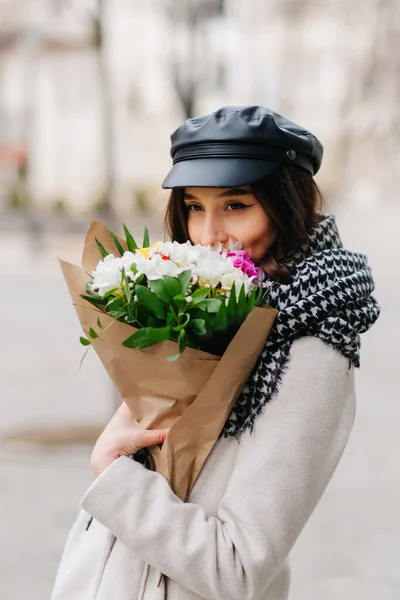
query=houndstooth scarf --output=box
[219,213,381,439]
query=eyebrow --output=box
[183,188,252,200]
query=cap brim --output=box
[161,158,280,189]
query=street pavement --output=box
[0,205,398,599]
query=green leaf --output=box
[80,292,108,306]
[80,336,91,346]
[178,329,187,354]
[258,281,276,306]
[246,286,257,315]
[95,238,108,258]
[169,304,178,322]
[190,318,206,335]
[213,301,228,331]
[106,296,127,319]
[135,285,166,320]
[164,329,187,361]
[123,223,138,252]
[173,296,190,315]
[122,326,172,349]
[106,296,124,312]
[147,316,162,328]
[88,327,98,339]
[172,313,190,332]
[123,282,132,303]
[107,229,125,256]
[226,282,237,326]
[97,316,104,329]
[190,287,212,304]
[255,284,265,306]
[237,284,247,322]
[177,270,192,295]
[194,298,222,313]
[148,279,172,303]
[163,275,181,299]
[119,269,132,303]
[135,273,144,286]
[172,294,187,303]
[142,226,150,248]
[111,310,127,320]
[103,288,119,299]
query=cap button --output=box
[287,149,297,160]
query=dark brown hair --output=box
[164,165,324,284]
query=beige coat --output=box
[51,336,356,600]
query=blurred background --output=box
[0,0,398,599]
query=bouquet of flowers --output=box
[59,219,277,503]
[80,224,272,360]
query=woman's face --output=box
[183,186,277,261]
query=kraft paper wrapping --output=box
[59,219,278,502]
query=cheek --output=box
[187,219,199,244]
[242,212,277,260]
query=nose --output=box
[199,215,228,247]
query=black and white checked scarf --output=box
[220,213,381,439]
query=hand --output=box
[91,402,170,477]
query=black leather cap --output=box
[162,106,323,188]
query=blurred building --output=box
[0,0,398,215]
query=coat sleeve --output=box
[81,337,356,600]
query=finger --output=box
[140,428,170,448]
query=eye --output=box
[186,203,203,213]
[225,202,251,212]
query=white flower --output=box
[220,273,235,290]
[195,258,230,287]
[133,252,180,280]
[90,251,136,296]
[155,240,200,267]
[211,238,242,252]
[89,238,258,301]
[227,237,242,251]
[220,269,256,299]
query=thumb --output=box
[141,428,170,447]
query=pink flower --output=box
[224,250,263,281]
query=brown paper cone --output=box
[81,219,128,272]
[58,220,277,503]
[161,305,276,501]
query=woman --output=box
[52,106,380,600]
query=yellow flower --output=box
[112,289,125,298]
[135,242,160,259]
